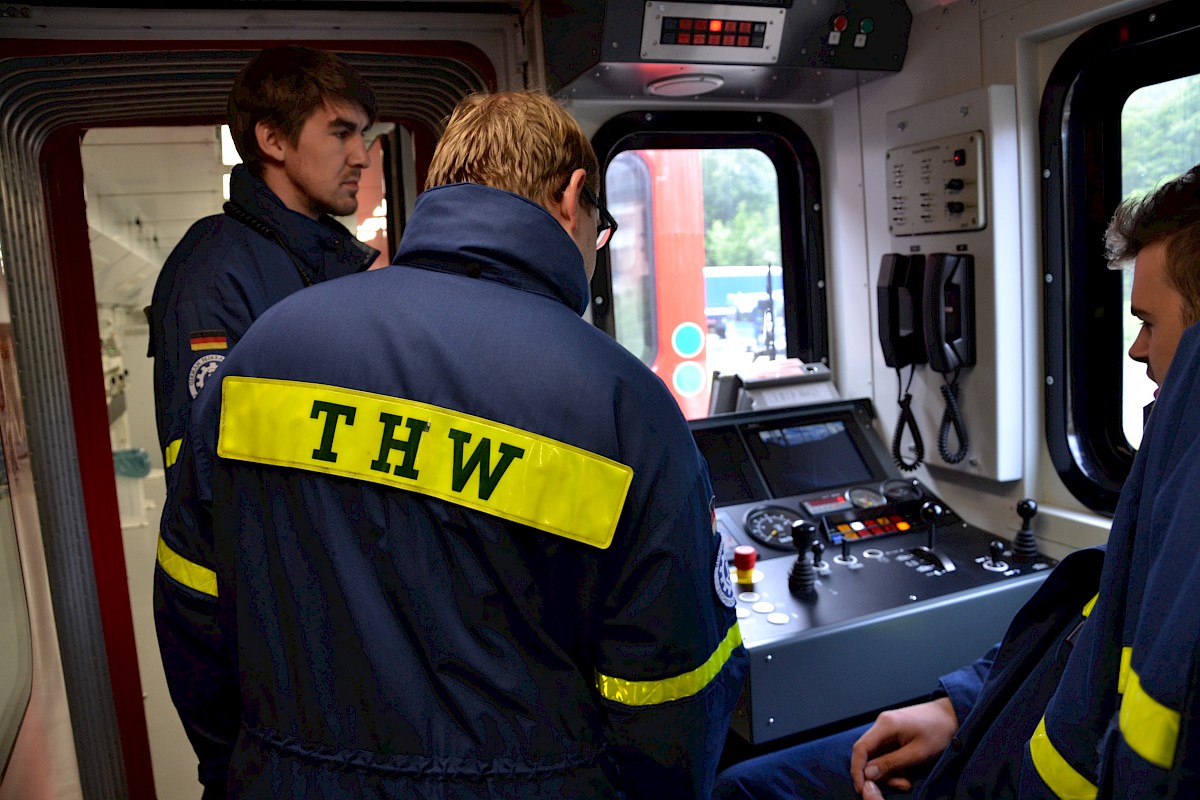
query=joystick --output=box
[982,539,1009,572]
[921,500,945,550]
[810,539,827,571]
[910,501,956,572]
[788,526,819,601]
[1012,498,1039,562]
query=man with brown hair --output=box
[149,44,379,477]
[150,45,379,798]
[156,89,746,797]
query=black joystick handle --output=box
[810,539,826,568]
[788,521,819,600]
[921,501,944,550]
[989,539,1005,567]
[1013,498,1039,562]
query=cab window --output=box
[591,112,825,420]
[1042,3,1200,512]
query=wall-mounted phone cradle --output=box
[879,86,1021,482]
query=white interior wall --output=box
[825,0,1162,556]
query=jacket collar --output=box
[393,183,591,316]
[227,164,378,274]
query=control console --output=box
[691,399,1056,744]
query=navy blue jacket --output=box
[921,322,1200,798]
[147,163,377,470]
[156,183,746,798]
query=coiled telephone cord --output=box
[938,376,970,464]
[891,367,925,472]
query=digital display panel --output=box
[745,420,874,498]
[693,427,769,506]
[659,17,768,48]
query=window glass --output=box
[606,147,783,419]
[1120,74,1200,447]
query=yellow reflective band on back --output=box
[165,438,182,468]
[595,623,743,707]
[156,536,217,597]
[1118,646,1132,695]
[217,377,633,549]
[1029,716,1098,800]
[1081,593,1098,617]
[1119,667,1179,770]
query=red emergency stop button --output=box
[832,15,849,32]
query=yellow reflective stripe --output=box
[156,536,217,597]
[1029,716,1098,800]
[165,438,182,468]
[1081,593,1098,617]
[217,377,633,549]
[595,623,743,707]
[1118,646,1132,695]
[1119,667,1179,770]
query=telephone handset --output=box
[877,254,927,471]
[876,252,976,468]
[877,253,927,369]
[922,253,975,373]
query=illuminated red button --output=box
[709,19,723,32]
[832,15,849,32]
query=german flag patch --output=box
[190,330,228,351]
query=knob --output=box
[792,519,818,545]
[1013,498,1039,562]
[989,539,1005,567]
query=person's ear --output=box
[255,121,286,165]
[553,168,587,233]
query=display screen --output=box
[693,427,768,506]
[745,420,874,497]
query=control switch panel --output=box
[887,131,986,236]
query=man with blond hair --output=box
[157,89,746,798]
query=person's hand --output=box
[849,696,958,798]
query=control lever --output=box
[1012,498,1039,562]
[983,539,1009,573]
[909,500,957,572]
[810,538,827,571]
[788,521,819,601]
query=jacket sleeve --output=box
[149,224,252,470]
[936,643,1000,723]
[593,469,748,799]
[153,389,240,794]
